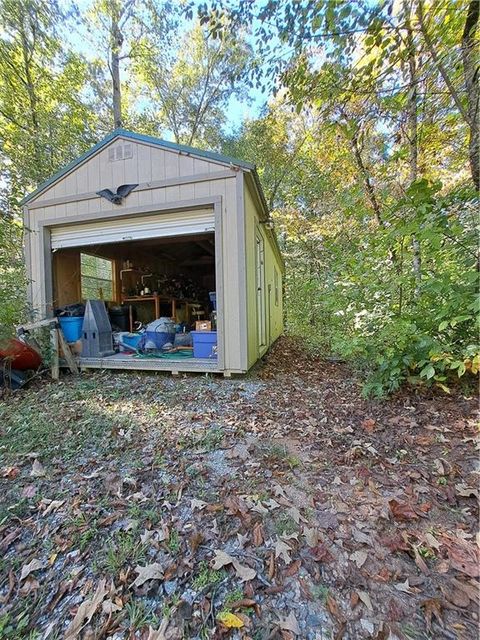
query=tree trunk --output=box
[19,27,43,182]
[111,13,123,129]
[403,0,421,297]
[461,0,480,191]
[350,129,383,227]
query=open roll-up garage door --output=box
[50,208,215,249]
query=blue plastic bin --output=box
[191,331,217,358]
[59,316,84,342]
[122,333,142,349]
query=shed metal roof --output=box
[21,128,257,205]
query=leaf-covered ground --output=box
[0,338,478,640]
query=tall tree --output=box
[89,0,138,129]
[136,23,252,146]
[417,0,479,190]
[0,0,95,195]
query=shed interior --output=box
[52,232,218,363]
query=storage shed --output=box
[22,129,284,375]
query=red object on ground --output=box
[0,338,42,370]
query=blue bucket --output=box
[59,316,84,342]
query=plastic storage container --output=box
[122,333,142,349]
[144,317,176,350]
[191,331,217,358]
[59,316,84,342]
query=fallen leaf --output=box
[217,611,244,628]
[22,484,37,498]
[394,578,418,594]
[130,563,164,588]
[191,498,207,511]
[421,598,444,633]
[102,599,123,614]
[20,559,44,581]
[275,537,292,564]
[2,466,20,479]
[233,561,256,582]
[30,459,46,478]
[226,443,250,461]
[146,619,170,640]
[357,590,373,612]
[284,559,301,577]
[237,532,249,548]
[326,594,345,623]
[279,611,300,635]
[140,529,155,545]
[212,550,235,571]
[41,499,65,517]
[388,499,418,522]
[65,579,108,639]
[303,526,319,548]
[441,534,480,578]
[252,522,264,547]
[211,550,256,582]
[287,506,303,524]
[455,483,479,498]
[362,418,376,433]
[350,550,368,569]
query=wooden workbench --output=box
[121,295,203,331]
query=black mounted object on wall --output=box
[96,183,139,205]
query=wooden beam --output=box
[57,328,79,374]
[50,327,59,381]
[17,318,58,333]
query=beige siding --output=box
[31,138,215,205]
[244,183,284,368]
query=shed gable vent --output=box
[108,143,133,162]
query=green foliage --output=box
[219,0,479,396]
[0,214,27,337]
[135,22,252,147]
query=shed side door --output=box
[255,232,266,349]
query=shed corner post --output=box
[236,171,248,372]
[39,222,54,319]
[213,197,226,372]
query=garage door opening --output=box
[51,230,219,369]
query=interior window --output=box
[80,253,114,301]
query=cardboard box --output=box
[195,320,211,332]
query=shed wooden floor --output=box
[78,353,220,373]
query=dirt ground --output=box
[0,337,478,640]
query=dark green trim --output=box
[21,128,256,205]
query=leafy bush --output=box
[281,180,479,396]
[0,216,28,340]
